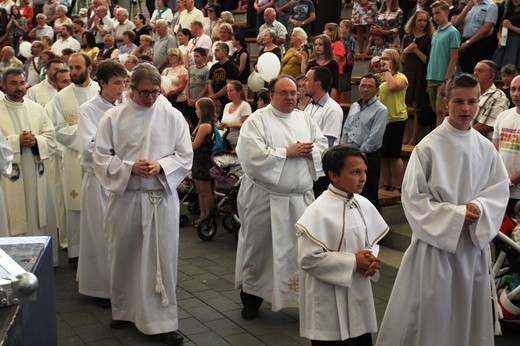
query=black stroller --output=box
[196,151,242,241]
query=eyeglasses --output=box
[275,91,298,97]
[134,89,160,97]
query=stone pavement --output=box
[55,210,519,345]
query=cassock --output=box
[376,119,510,346]
[235,104,328,310]
[46,81,100,258]
[0,97,57,237]
[76,93,115,298]
[0,130,13,235]
[296,185,388,341]
[92,96,192,335]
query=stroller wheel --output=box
[197,218,217,241]
[179,214,188,227]
[188,201,200,215]
[222,215,240,233]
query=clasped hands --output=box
[355,250,381,277]
[19,131,36,147]
[464,202,481,226]
[132,159,161,178]
[287,141,313,158]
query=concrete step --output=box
[380,221,412,252]
[380,202,406,225]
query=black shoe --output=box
[109,319,132,329]
[241,306,259,320]
[95,298,111,309]
[156,331,184,345]
[68,257,78,264]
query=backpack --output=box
[211,123,225,153]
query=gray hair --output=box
[292,27,307,44]
[116,8,129,17]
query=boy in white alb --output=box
[295,145,388,345]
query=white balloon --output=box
[19,41,32,58]
[257,52,281,82]
[161,76,172,94]
[247,71,265,92]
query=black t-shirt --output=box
[209,59,239,103]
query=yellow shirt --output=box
[379,72,408,123]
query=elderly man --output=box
[0,129,13,235]
[493,75,520,216]
[92,63,192,345]
[26,58,65,106]
[377,73,509,346]
[46,53,99,263]
[342,73,389,210]
[0,47,23,74]
[89,6,115,48]
[472,60,509,139]
[51,25,81,56]
[257,7,287,46]
[235,75,327,320]
[28,14,55,42]
[113,8,136,48]
[25,41,46,87]
[452,0,498,73]
[153,19,177,71]
[0,68,57,243]
[77,61,128,308]
[179,0,204,30]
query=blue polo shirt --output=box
[427,23,461,81]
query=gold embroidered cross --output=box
[288,276,299,292]
[70,189,79,199]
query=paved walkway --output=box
[55,210,519,345]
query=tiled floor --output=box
[54,212,520,345]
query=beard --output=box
[71,71,88,85]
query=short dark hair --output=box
[361,73,380,88]
[267,74,297,93]
[193,47,207,57]
[446,73,480,100]
[322,145,367,184]
[215,42,229,55]
[479,59,499,79]
[96,60,128,88]
[257,88,270,104]
[2,68,25,82]
[233,32,247,48]
[309,66,332,92]
[135,13,146,25]
[45,58,65,70]
[53,68,69,81]
[123,30,136,41]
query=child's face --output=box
[340,23,349,36]
[329,156,367,195]
[501,73,515,87]
[374,36,385,47]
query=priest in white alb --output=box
[376,74,510,346]
[92,63,192,345]
[0,129,13,235]
[0,68,57,241]
[76,61,127,307]
[235,75,328,320]
[46,52,99,263]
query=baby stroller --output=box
[491,214,520,333]
[178,177,199,227]
[196,150,242,241]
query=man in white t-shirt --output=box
[186,21,212,67]
[179,0,204,29]
[493,75,520,216]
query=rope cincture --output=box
[149,189,169,307]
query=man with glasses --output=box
[92,63,192,345]
[342,73,388,209]
[377,74,509,346]
[45,52,99,265]
[235,75,327,320]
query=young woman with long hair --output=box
[220,80,252,148]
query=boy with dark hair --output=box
[296,144,388,346]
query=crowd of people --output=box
[0,0,519,345]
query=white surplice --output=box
[92,96,192,335]
[0,97,57,237]
[235,104,328,311]
[0,130,13,235]
[46,81,100,258]
[76,93,115,298]
[26,78,57,106]
[296,185,389,341]
[376,119,510,346]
